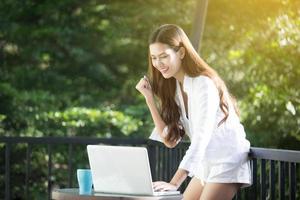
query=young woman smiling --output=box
[136,24,251,200]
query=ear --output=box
[178,47,185,59]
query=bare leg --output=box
[183,177,205,200]
[199,183,241,200]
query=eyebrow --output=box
[151,52,167,57]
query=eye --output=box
[160,55,168,59]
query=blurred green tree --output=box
[201,0,300,149]
[1,0,300,199]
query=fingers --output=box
[143,75,152,89]
[153,181,165,188]
[153,182,166,191]
[152,181,176,192]
[135,76,154,101]
[153,181,164,191]
[142,76,151,89]
[135,76,151,91]
[135,79,146,91]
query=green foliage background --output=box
[201,0,300,149]
[0,0,299,198]
[0,0,195,139]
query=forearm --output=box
[169,168,188,189]
[146,98,166,137]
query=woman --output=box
[135,24,251,200]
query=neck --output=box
[174,69,185,84]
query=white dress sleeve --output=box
[179,76,220,175]
[149,126,169,143]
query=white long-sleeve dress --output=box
[150,75,252,187]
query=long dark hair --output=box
[148,24,239,143]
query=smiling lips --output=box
[160,67,169,74]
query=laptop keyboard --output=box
[153,190,180,196]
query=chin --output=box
[162,73,173,79]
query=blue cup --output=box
[77,169,93,195]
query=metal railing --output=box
[246,148,300,200]
[0,136,299,200]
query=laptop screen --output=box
[87,145,154,195]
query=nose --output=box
[154,58,164,68]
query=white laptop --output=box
[87,145,180,196]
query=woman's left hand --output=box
[153,181,177,191]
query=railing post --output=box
[279,161,285,200]
[289,162,296,200]
[270,160,276,200]
[157,145,162,180]
[25,144,32,200]
[5,143,11,200]
[251,158,257,199]
[47,144,52,200]
[68,144,73,187]
[260,159,267,200]
[163,147,168,180]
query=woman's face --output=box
[149,42,184,79]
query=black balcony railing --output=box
[0,136,299,200]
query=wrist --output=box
[169,181,180,189]
[170,180,180,189]
[145,96,155,104]
[169,169,188,190]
